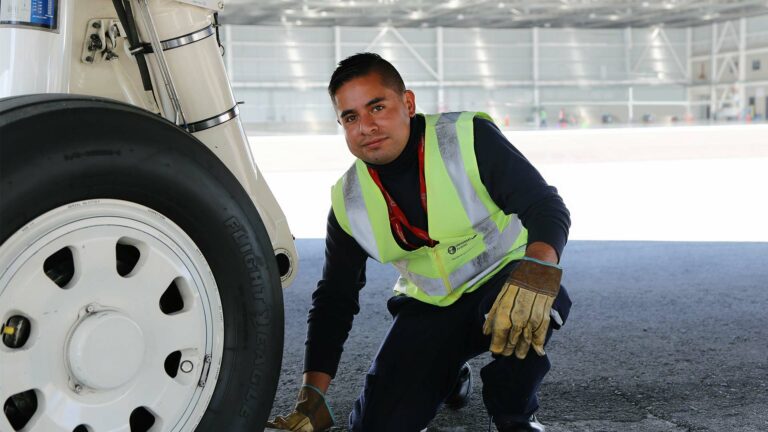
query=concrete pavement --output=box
[268,239,768,432]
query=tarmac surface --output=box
[267,239,768,432]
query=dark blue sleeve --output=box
[303,208,368,378]
[473,118,571,259]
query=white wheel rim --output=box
[0,199,224,432]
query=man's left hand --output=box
[483,257,562,359]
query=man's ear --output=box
[404,90,416,117]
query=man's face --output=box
[332,72,415,165]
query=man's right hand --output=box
[265,385,334,432]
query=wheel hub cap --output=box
[0,200,224,431]
[67,311,145,390]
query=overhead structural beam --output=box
[225,22,721,120]
[739,17,747,114]
[365,27,389,52]
[389,27,440,81]
[437,26,445,112]
[625,27,633,121]
[545,100,690,107]
[714,21,737,55]
[691,45,768,61]
[710,22,717,117]
[233,78,691,89]
[334,26,341,65]
[624,27,632,77]
[716,53,734,81]
[686,27,692,115]
[533,27,540,110]
[689,79,768,89]
[363,26,440,82]
[632,27,686,77]
[631,27,658,73]
[658,28,687,77]
[225,0,768,30]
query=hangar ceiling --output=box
[221,0,768,28]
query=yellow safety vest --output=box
[332,112,528,306]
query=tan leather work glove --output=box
[483,257,562,359]
[265,385,335,432]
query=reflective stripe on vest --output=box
[340,165,382,261]
[433,112,524,275]
[332,112,528,305]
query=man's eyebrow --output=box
[340,96,387,119]
[365,97,386,107]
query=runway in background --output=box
[251,124,768,242]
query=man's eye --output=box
[372,105,384,112]
[345,115,357,123]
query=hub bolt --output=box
[2,316,31,348]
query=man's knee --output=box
[349,371,441,432]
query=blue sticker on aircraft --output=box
[0,0,58,31]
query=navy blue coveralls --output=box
[305,115,573,431]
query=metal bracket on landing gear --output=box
[198,354,212,388]
[81,18,125,64]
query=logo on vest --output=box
[447,235,478,257]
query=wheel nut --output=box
[86,304,95,314]
[74,384,83,393]
[92,21,101,29]
[3,316,31,348]
[180,360,193,373]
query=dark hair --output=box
[328,52,406,99]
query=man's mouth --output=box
[363,138,386,147]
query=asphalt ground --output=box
[267,239,768,432]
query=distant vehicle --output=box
[715,102,740,121]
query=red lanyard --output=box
[367,136,438,249]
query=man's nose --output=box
[359,113,378,135]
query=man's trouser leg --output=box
[478,331,553,422]
[471,265,571,425]
[349,262,571,431]
[348,294,470,432]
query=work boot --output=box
[444,362,472,410]
[496,414,545,432]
